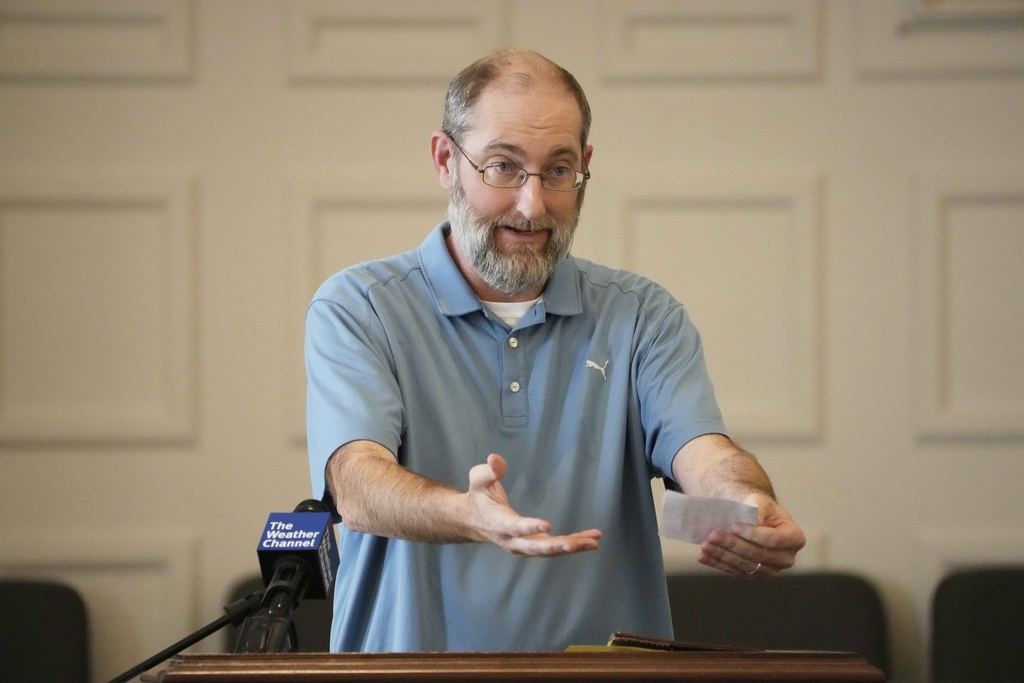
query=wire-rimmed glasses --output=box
[446,133,590,191]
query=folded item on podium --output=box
[565,632,761,653]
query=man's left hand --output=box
[696,493,806,579]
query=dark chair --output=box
[932,566,1024,682]
[222,573,333,652]
[0,579,90,683]
[666,571,889,674]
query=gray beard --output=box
[447,170,580,296]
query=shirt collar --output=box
[540,248,583,316]
[419,221,582,318]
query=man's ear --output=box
[430,130,454,191]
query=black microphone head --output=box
[293,499,329,514]
[256,501,339,600]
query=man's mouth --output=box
[501,224,540,234]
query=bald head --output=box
[441,49,592,151]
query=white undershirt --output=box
[481,296,542,328]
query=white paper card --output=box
[659,490,758,544]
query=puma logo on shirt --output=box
[585,359,609,381]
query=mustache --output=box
[489,214,560,233]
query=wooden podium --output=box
[146,650,885,682]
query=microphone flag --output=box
[256,510,338,600]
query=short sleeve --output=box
[305,292,405,519]
[634,300,726,483]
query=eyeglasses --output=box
[446,134,590,192]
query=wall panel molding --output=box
[0,0,194,81]
[854,0,1024,77]
[597,0,823,81]
[603,168,823,441]
[284,167,447,440]
[913,167,1024,441]
[0,527,197,682]
[0,168,197,444]
[282,0,505,83]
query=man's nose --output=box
[515,175,548,221]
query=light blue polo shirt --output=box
[306,222,726,653]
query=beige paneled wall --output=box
[1,2,1022,681]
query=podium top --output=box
[149,650,885,682]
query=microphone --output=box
[257,498,338,600]
[233,499,340,653]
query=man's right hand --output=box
[466,453,602,557]
[328,442,601,556]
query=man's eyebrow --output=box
[480,141,581,163]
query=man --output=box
[306,48,805,653]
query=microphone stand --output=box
[232,557,310,653]
[107,589,264,683]
[109,556,313,682]
[109,499,332,681]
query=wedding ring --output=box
[746,562,762,576]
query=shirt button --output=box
[508,337,519,348]
[509,381,521,393]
